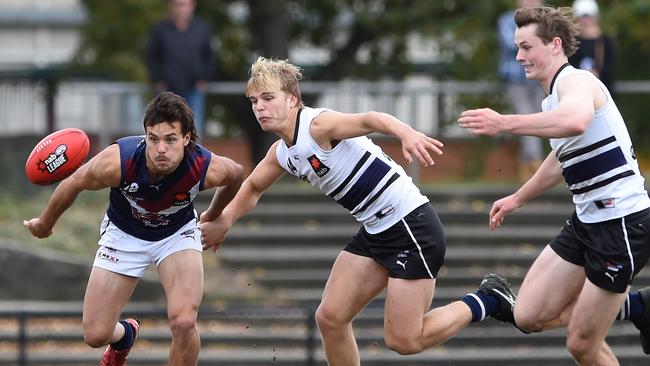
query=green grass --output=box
[0,188,108,257]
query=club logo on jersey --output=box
[37,144,68,174]
[307,155,330,177]
[173,192,191,206]
[122,182,139,193]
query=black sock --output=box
[110,320,135,350]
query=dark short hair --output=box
[143,92,198,150]
[514,6,580,57]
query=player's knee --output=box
[384,335,423,355]
[566,331,597,363]
[315,304,348,332]
[168,311,197,336]
[513,308,545,333]
[82,324,112,348]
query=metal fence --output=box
[0,301,319,366]
[2,78,650,150]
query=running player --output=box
[24,92,244,366]
[458,5,650,365]
[199,57,518,365]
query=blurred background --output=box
[1,0,649,365]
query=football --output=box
[25,128,90,185]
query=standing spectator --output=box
[569,0,616,99]
[497,0,545,181]
[146,0,215,137]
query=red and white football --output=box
[25,128,90,185]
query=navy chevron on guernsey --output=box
[352,173,400,215]
[336,158,392,211]
[328,151,371,198]
[562,147,631,186]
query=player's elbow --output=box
[231,161,245,182]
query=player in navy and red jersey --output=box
[24,92,244,366]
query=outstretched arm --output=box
[458,74,599,138]
[23,144,120,238]
[309,110,444,166]
[489,152,564,230]
[199,142,285,251]
[199,154,244,222]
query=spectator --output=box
[569,0,616,99]
[146,0,215,137]
[497,0,545,181]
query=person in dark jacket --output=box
[146,0,215,136]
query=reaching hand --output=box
[400,129,444,166]
[458,108,505,136]
[198,215,231,253]
[489,194,523,230]
[23,218,53,239]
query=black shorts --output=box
[344,203,446,279]
[550,208,650,293]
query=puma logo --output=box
[396,260,407,270]
[605,272,618,283]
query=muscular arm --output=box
[459,74,603,138]
[310,110,444,166]
[23,144,121,238]
[199,154,244,222]
[503,75,597,137]
[222,142,284,224]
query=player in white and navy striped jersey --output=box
[199,57,519,364]
[459,5,650,364]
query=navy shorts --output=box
[550,208,650,293]
[344,203,446,279]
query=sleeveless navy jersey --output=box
[106,136,212,241]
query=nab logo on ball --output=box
[37,144,69,174]
[25,128,90,185]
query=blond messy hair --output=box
[245,57,304,107]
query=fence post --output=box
[18,312,27,366]
[305,308,316,366]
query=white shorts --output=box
[93,215,202,278]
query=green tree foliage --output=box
[76,0,518,81]
[75,0,650,150]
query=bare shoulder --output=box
[557,73,607,108]
[557,73,601,96]
[203,152,244,190]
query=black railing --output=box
[0,302,319,366]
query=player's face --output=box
[248,88,298,132]
[145,121,190,176]
[515,24,556,82]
